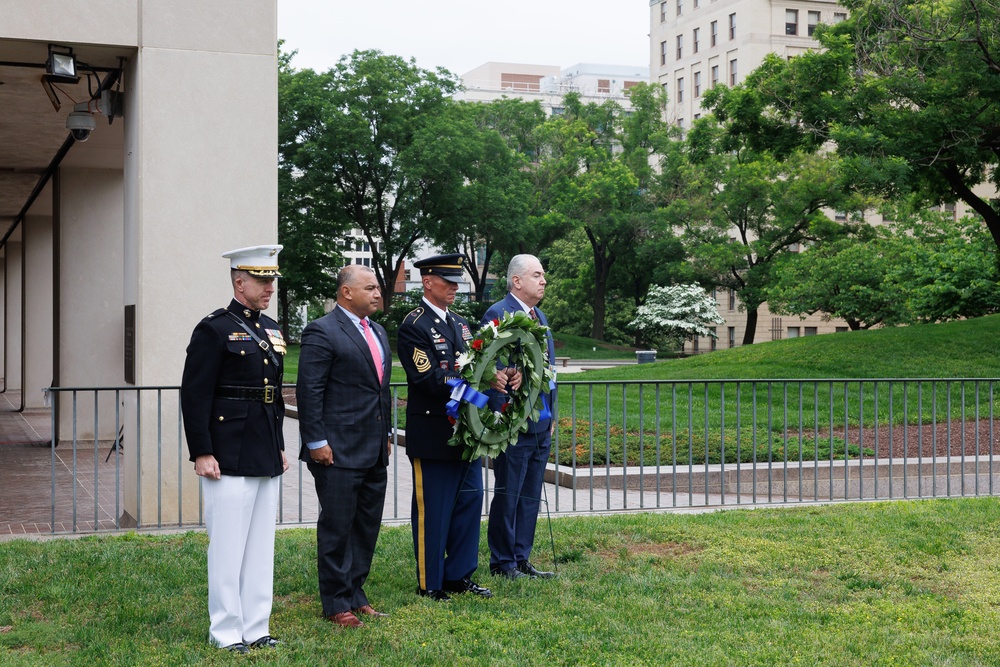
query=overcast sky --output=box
[277,0,652,76]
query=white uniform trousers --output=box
[202,474,279,647]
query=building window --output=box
[693,0,700,8]
[804,327,818,336]
[694,71,701,97]
[728,289,736,310]
[808,11,821,36]
[693,336,700,353]
[693,27,700,53]
[676,34,683,59]
[662,82,669,99]
[943,202,957,219]
[711,20,718,46]
[785,9,798,35]
[694,113,700,120]
[835,327,849,333]
[660,41,668,65]
[787,327,800,338]
[676,0,683,15]
[677,77,684,102]
[710,327,717,351]
[624,81,640,91]
[501,73,543,92]
[660,1,668,21]
[711,65,719,87]
[597,79,611,93]
[728,326,736,348]
[834,210,847,221]
[729,13,736,39]
[677,117,685,129]
[729,59,737,85]
[832,12,847,24]
[551,106,565,117]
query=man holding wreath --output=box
[397,253,518,601]
[484,254,557,580]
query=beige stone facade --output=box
[649,0,846,127]
[1,1,279,525]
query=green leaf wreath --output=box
[447,310,555,460]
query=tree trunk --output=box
[741,307,759,345]
[586,227,614,342]
[942,164,1000,252]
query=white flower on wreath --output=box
[456,350,474,370]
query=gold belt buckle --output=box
[263,386,275,404]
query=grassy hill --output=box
[578,314,1000,382]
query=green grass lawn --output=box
[3,498,1000,665]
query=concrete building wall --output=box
[2,0,278,526]
[57,168,125,438]
[4,243,22,392]
[23,215,53,409]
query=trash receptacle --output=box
[636,350,657,364]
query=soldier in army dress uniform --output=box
[181,245,289,654]
[397,253,506,601]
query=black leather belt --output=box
[216,385,277,404]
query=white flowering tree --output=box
[630,284,725,350]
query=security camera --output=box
[66,110,95,141]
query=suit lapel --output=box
[335,309,382,384]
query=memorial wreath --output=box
[446,310,555,460]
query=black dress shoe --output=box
[416,587,452,601]
[518,560,556,579]
[223,642,250,654]
[491,566,529,580]
[248,635,281,649]
[443,578,493,598]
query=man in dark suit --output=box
[397,253,505,601]
[296,265,392,628]
[181,244,289,654]
[485,254,557,580]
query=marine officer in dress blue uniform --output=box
[181,245,289,654]
[397,253,499,601]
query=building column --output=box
[23,215,53,409]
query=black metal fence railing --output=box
[31,379,999,534]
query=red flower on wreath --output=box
[500,402,510,413]
[471,339,483,351]
[491,319,500,326]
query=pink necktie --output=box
[360,319,384,383]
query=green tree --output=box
[276,47,344,332]
[300,50,461,309]
[766,232,909,330]
[768,211,1000,328]
[664,114,858,345]
[743,0,1000,250]
[536,85,671,341]
[424,99,543,301]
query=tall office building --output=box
[649,0,855,351]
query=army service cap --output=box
[223,245,282,277]
[413,253,465,284]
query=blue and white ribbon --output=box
[446,377,490,419]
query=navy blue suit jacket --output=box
[482,293,556,434]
